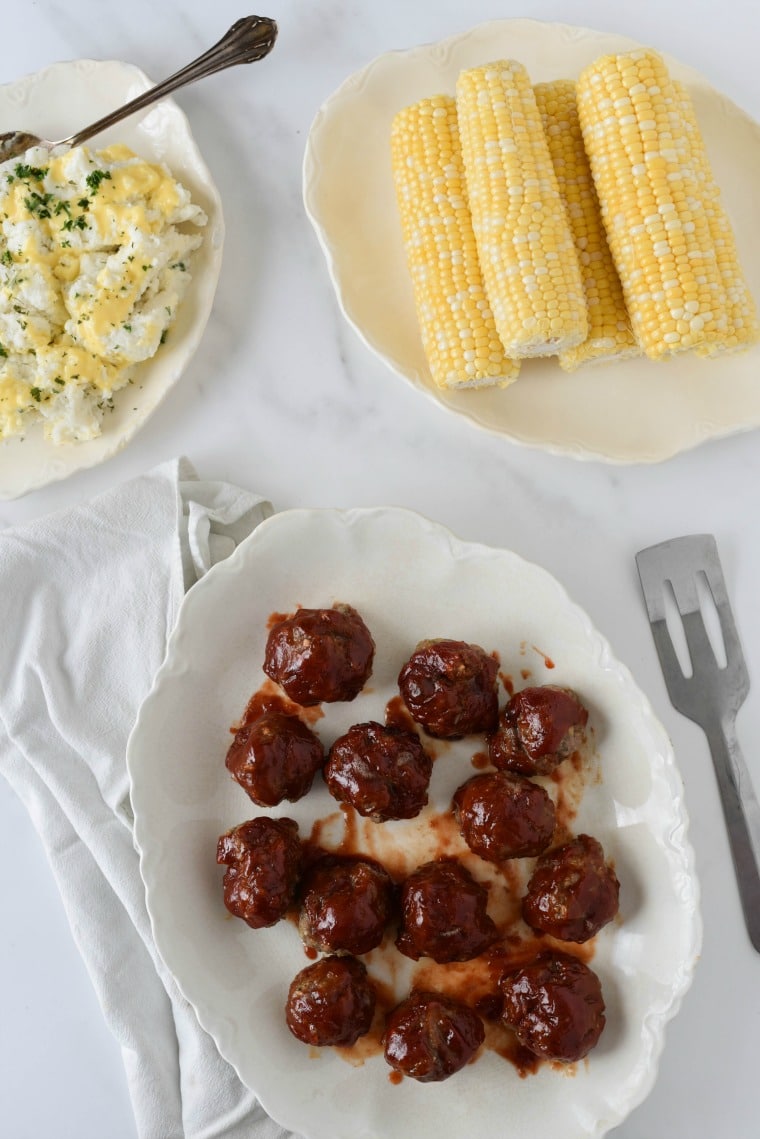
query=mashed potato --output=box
[0,143,206,443]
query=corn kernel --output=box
[391,95,519,389]
[534,79,639,371]
[577,48,757,359]
[673,80,759,356]
[456,60,588,357]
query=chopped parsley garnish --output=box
[170,261,186,271]
[54,200,71,216]
[1,250,12,266]
[122,323,132,332]
[30,386,42,401]
[24,191,54,219]
[159,330,168,345]
[14,163,48,181]
[85,169,111,193]
[77,197,90,211]
[62,215,88,232]
[0,342,7,357]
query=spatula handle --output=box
[706,719,760,953]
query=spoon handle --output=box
[64,15,278,149]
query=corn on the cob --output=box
[455,60,588,358]
[672,81,759,355]
[577,48,755,360]
[534,80,640,372]
[390,95,519,390]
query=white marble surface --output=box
[1,0,759,1136]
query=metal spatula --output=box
[636,534,760,953]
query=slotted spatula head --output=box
[636,534,749,729]
[637,534,760,953]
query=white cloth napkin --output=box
[0,458,295,1139]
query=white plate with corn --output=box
[303,19,760,463]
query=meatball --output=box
[286,955,376,1047]
[216,817,301,929]
[397,639,499,739]
[500,951,606,1062]
[263,604,375,706]
[298,855,395,956]
[384,991,485,1082]
[522,834,620,943]
[225,711,324,807]
[325,721,433,821]
[396,860,497,963]
[452,772,556,862]
[489,685,589,776]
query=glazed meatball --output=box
[489,686,589,776]
[397,639,499,739]
[216,817,301,929]
[396,860,497,963]
[285,955,376,1047]
[325,721,433,821]
[500,951,606,1062]
[263,604,375,706]
[452,772,556,862]
[384,991,485,1082]
[298,855,395,956]
[225,711,324,807]
[522,834,620,943]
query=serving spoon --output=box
[0,14,278,163]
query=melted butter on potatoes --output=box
[0,143,205,443]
